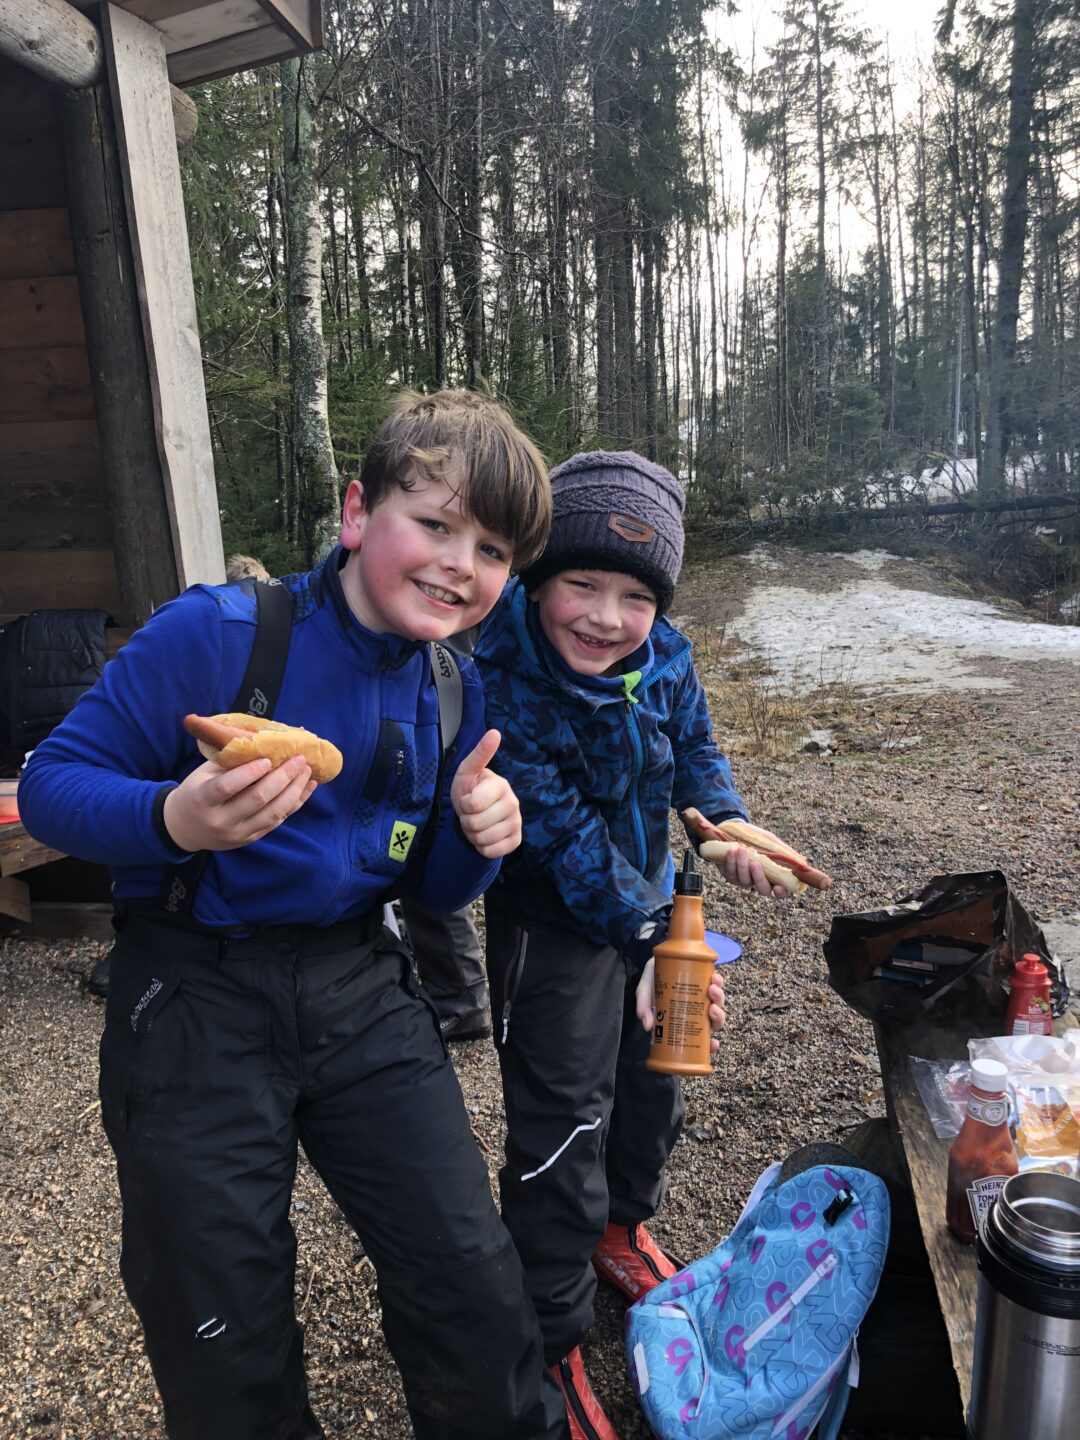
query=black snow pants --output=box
[99,909,566,1440]
[485,902,685,1363]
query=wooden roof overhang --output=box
[68,1,323,87]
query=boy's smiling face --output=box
[340,467,512,642]
[531,569,657,677]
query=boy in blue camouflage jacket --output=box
[475,451,794,1440]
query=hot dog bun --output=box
[183,713,343,785]
[683,808,832,893]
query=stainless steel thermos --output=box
[968,1171,1080,1440]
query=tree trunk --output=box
[983,0,1037,497]
[281,57,339,562]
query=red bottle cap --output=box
[1016,954,1049,981]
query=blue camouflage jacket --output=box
[19,548,497,931]
[474,579,747,953]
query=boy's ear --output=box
[340,479,367,551]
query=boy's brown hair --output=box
[359,389,551,569]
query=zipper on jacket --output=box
[558,1358,604,1440]
[395,749,404,776]
[623,700,649,873]
[500,928,529,1044]
[623,638,698,875]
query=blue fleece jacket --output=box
[474,579,747,953]
[18,549,497,930]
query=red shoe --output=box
[551,1348,620,1440]
[592,1221,678,1302]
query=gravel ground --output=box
[2,547,1078,1440]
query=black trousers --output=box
[486,903,685,1363]
[100,912,565,1440]
[398,899,488,1022]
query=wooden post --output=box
[100,3,225,590]
[56,83,181,624]
[0,0,198,148]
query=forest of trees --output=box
[179,0,1080,568]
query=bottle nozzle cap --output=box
[970,1058,1008,1093]
[1018,953,1049,977]
[675,849,703,896]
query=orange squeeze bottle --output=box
[645,851,718,1077]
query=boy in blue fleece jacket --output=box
[475,452,796,1440]
[19,391,567,1440]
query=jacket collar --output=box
[310,545,422,669]
[482,578,657,711]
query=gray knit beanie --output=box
[519,451,685,613]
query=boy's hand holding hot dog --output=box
[450,728,521,858]
[163,753,317,853]
[681,807,832,897]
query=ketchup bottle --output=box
[645,851,717,1076]
[1004,953,1053,1037]
[945,1058,1018,1245]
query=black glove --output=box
[623,916,669,978]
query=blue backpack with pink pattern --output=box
[625,1151,890,1440]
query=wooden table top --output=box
[874,1005,1079,1414]
[0,819,66,878]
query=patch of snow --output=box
[732,556,1080,694]
[827,549,897,572]
[744,548,786,571]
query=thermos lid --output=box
[989,1171,1080,1275]
[969,1058,1008,1093]
[675,849,703,897]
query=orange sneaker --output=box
[551,1348,620,1440]
[592,1221,678,1302]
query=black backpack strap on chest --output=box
[160,581,294,917]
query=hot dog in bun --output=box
[183,713,343,786]
[681,808,832,895]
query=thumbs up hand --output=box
[450,729,522,858]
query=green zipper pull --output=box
[620,669,643,704]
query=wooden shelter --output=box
[0,1,323,927]
[1,0,324,630]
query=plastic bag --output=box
[907,1056,970,1139]
[823,870,1069,1027]
[968,1034,1080,1179]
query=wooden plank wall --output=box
[0,63,123,623]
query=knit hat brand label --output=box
[609,513,655,543]
[389,821,417,861]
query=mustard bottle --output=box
[645,851,718,1076]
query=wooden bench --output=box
[0,817,66,924]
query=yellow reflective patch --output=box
[388,820,417,861]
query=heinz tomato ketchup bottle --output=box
[945,1058,1018,1245]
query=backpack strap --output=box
[429,640,463,751]
[160,581,294,917]
[231,579,294,719]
